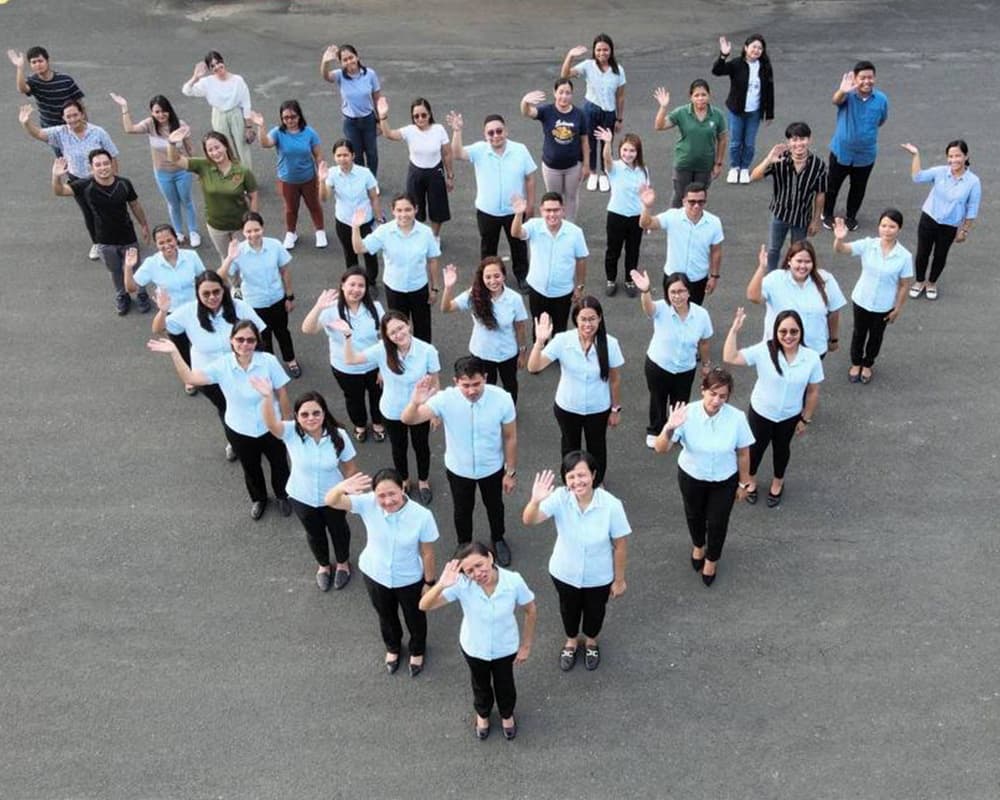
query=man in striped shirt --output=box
[9,46,85,148]
[750,122,827,271]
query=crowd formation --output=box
[11,31,981,741]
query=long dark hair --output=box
[293,391,347,455]
[337,267,380,327]
[278,99,307,132]
[592,33,620,75]
[410,97,435,125]
[572,296,610,381]
[195,270,237,332]
[782,240,828,307]
[339,44,368,77]
[768,309,806,375]
[743,34,773,80]
[470,257,504,330]
[379,310,411,375]
[148,95,181,135]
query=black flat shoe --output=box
[385,658,400,675]
[559,647,578,672]
[475,722,491,740]
[691,555,705,572]
[766,489,784,508]
[408,659,424,678]
[250,500,267,520]
[745,487,758,505]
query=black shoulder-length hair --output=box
[148,95,181,135]
[470,257,505,330]
[195,270,237,332]
[768,309,806,375]
[278,99,307,132]
[293,390,347,455]
[572,295,611,381]
[379,310,411,375]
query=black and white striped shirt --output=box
[764,152,827,228]
[27,72,85,128]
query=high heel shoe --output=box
[384,657,400,675]
[690,555,705,572]
[475,720,491,740]
[766,488,784,508]
[701,572,716,587]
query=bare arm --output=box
[516,601,537,663]
[419,541,436,585]
[610,537,628,597]
[746,244,767,303]
[501,420,518,495]
[524,172,536,215]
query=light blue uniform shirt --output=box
[133,249,206,310]
[465,141,537,217]
[761,269,846,356]
[281,424,357,507]
[538,487,631,588]
[319,301,383,374]
[267,126,321,183]
[363,338,441,420]
[441,567,535,661]
[829,90,889,167]
[741,342,824,423]
[646,300,713,373]
[672,402,755,482]
[656,208,724,281]
[848,238,914,313]
[352,492,439,588]
[543,330,625,414]
[454,287,529,362]
[606,160,648,217]
[328,67,380,118]
[523,218,589,298]
[362,220,440,292]
[915,166,981,227]
[201,351,290,437]
[576,59,627,112]
[325,164,378,226]
[226,238,292,308]
[425,385,515,479]
[165,299,266,369]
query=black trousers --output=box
[290,498,351,566]
[463,650,517,719]
[255,299,296,362]
[382,418,431,482]
[823,153,875,221]
[200,383,227,428]
[528,289,574,338]
[362,575,426,655]
[748,405,800,480]
[645,357,696,435]
[477,210,528,281]
[605,211,643,282]
[688,277,709,307]
[481,355,519,405]
[850,302,889,368]
[553,403,611,486]
[384,284,432,343]
[447,467,505,544]
[332,366,383,428]
[224,426,290,503]
[68,172,97,243]
[677,467,738,562]
[551,575,612,639]
[168,332,193,370]
[915,211,958,283]
[406,162,451,224]
[334,218,379,284]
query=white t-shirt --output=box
[744,60,761,113]
[399,124,449,169]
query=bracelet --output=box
[518,345,527,352]
[611,405,622,414]
[430,287,439,293]
[710,274,721,279]
[285,294,295,301]
[829,338,839,343]
[640,288,651,294]
[615,117,623,122]
[801,418,812,425]
[505,469,517,478]
[424,577,437,587]
[343,332,352,339]
[379,115,388,121]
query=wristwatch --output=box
[505,469,517,478]
[611,405,622,414]
[424,577,437,587]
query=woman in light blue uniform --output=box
[319,140,382,286]
[594,128,648,296]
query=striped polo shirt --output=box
[764,152,828,228]
[27,71,85,127]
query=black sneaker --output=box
[115,293,131,316]
[517,277,530,293]
[136,291,151,314]
[821,215,833,230]
[624,281,638,298]
[605,280,618,297]
[845,217,859,231]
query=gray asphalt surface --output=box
[4,1,998,798]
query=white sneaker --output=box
[282,232,298,249]
[315,230,328,248]
[598,174,610,192]
[586,173,599,191]
[225,443,237,462]
[189,231,202,248]
[645,434,657,450]
[726,168,739,184]
[739,168,751,184]
[88,243,101,260]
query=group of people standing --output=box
[12,29,982,742]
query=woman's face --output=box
[296,400,325,434]
[198,280,225,311]
[242,219,264,247]
[385,318,412,349]
[701,382,730,414]
[208,56,227,77]
[155,229,179,259]
[280,107,301,131]
[594,42,612,64]
[460,553,494,585]
[204,137,228,163]
[946,146,967,172]
[339,50,360,74]
[150,104,170,125]
[619,141,637,165]
[482,263,506,294]
[392,199,416,227]
[564,460,596,498]
[230,327,258,356]
[745,40,764,61]
[374,479,406,513]
[341,274,368,303]
[690,87,710,108]
[666,280,690,309]
[787,250,814,282]
[775,318,802,349]
[554,83,574,108]
[334,145,355,169]
[575,307,601,339]
[411,104,430,130]
[878,216,901,242]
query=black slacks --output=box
[481,355,519,404]
[447,467,506,544]
[850,302,890,368]
[747,405,800,480]
[605,211,643,282]
[255,298,296,362]
[332,366,383,429]
[290,498,351,565]
[382,418,431,482]
[551,575,612,639]
[645,357,696,435]
[528,289,573,338]
[914,211,958,283]
[463,650,517,719]
[477,210,528,281]
[224,426,290,503]
[384,284,432,344]
[677,467,738,562]
[334,219,379,284]
[362,575,427,655]
[553,403,611,486]
[823,153,875,221]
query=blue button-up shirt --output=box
[673,402,755,482]
[742,342,824,423]
[761,269,846,356]
[352,492,439,588]
[538,487,631,588]
[829,89,889,167]
[133,249,206,310]
[848,238,914,313]
[543,331,624,414]
[165,299,266,370]
[319,302,383,374]
[425,385,515,479]
[325,164,378,226]
[363,338,441,420]
[454,287,528,362]
[201,352,290,437]
[363,220,440,292]
[227,237,292,308]
[656,208,724,281]
[43,123,118,177]
[280,423,357,507]
[328,67,380,118]
[466,140,537,217]
[915,166,981,227]
[645,300,713,373]
[523,218,589,298]
[441,567,535,660]
[606,160,649,218]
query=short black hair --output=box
[453,355,487,380]
[853,60,876,75]
[785,122,811,139]
[540,191,564,206]
[26,46,50,61]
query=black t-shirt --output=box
[27,72,85,128]
[70,177,138,245]
[535,104,588,170]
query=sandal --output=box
[354,427,368,443]
[371,426,386,442]
[908,283,925,299]
[925,286,939,300]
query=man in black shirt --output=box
[9,46,84,154]
[52,149,151,315]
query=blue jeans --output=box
[767,216,808,271]
[728,110,761,170]
[154,169,199,238]
[343,113,379,176]
[583,100,617,172]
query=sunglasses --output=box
[686,198,707,206]
[485,128,504,136]
[199,288,224,298]
[298,410,324,418]
[232,336,257,344]
[412,111,429,119]
[777,328,801,336]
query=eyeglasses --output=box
[232,336,257,344]
[298,410,324,418]
[685,198,707,206]
[776,328,801,336]
[199,288,223,298]
[412,112,429,119]
[667,289,690,296]
[281,114,299,121]
[485,128,504,136]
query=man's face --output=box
[684,191,707,219]
[29,55,49,76]
[787,135,811,157]
[455,374,486,403]
[854,69,876,95]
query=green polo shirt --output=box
[187,157,258,230]
[667,104,727,171]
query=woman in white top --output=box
[111,93,200,247]
[182,50,254,167]
[377,96,452,239]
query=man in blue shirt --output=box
[822,61,889,231]
[401,356,518,566]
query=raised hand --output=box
[522,90,546,107]
[109,92,129,109]
[317,160,329,182]
[833,217,848,240]
[567,44,588,58]
[339,471,372,495]
[439,559,462,588]
[168,124,190,144]
[248,375,273,397]
[410,374,438,405]
[124,247,139,270]
[653,87,670,108]
[534,312,553,343]
[376,96,389,117]
[7,49,25,68]
[322,44,340,63]
[226,237,241,261]
[18,104,33,125]
[193,61,209,79]
[351,207,367,227]
[666,401,688,430]
[51,157,68,178]
[328,317,352,335]
[718,35,732,55]
[593,126,613,143]
[146,337,179,355]
[757,243,768,271]
[154,287,172,312]
[838,71,855,94]
[899,142,919,155]
[247,110,264,127]
[638,183,656,208]
[767,142,788,162]
[510,194,527,216]
[314,288,339,310]
[530,469,556,503]
[629,268,650,293]
[730,306,747,332]
[443,264,458,288]
[445,111,463,131]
